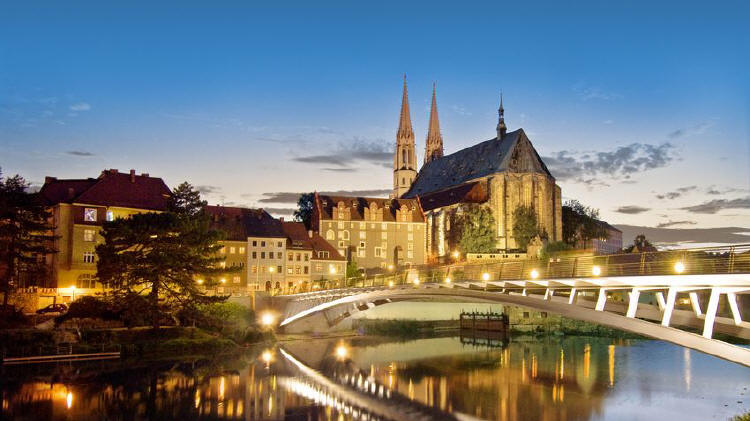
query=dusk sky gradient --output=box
[1,1,749,230]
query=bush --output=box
[56,296,120,325]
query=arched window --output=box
[326,229,335,240]
[342,230,350,240]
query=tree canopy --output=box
[512,205,539,251]
[168,182,208,217]
[455,205,497,253]
[294,192,315,229]
[0,169,57,306]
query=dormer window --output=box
[84,208,97,222]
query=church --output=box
[393,77,563,261]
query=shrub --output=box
[56,296,120,325]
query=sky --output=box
[1,1,749,232]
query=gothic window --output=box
[402,149,406,165]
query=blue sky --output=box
[1,1,749,230]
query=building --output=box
[311,193,426,270]
[392,75,418,198]
[401,94,563,259]
[281,221,346,289]
[39,169,172,300]
[591,221,623,255]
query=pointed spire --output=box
[424,82,444,164]
[397,74,413,140]
[496,91,507,140]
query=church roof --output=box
[403,129,554,198]
[417,181,488,211]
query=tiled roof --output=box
[309,233,346,261]
[417,181,488,212]
[40,169,171,211]
[282,221,346,261]
[315,194,424,223]
[403,129,553,198]
[206,205,285,240]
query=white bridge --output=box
[275,244,750,367]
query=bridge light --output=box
[335,344,349,360]
[530,269,540,280]
[260,312,275,327]
[388,280,394,287]
[674,261,685,274]
[445,277,451,284]
[482,272,490,281]
[592,265,602,276]
[261,349,273,364]
[413,278,420,285]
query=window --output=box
[338,241,345,248]
[359,241,365,248]
[277,265,282,273]
[296,253,301,261]
[83,252,95,263]
[277,241,283,247]
[304,254,309,262]
[357,248,366,257]
[523,311,530,318]
[84,208,97,222]
[252,240,257,246]
[229,247,236,254]
[317,251,329,259]
[252,251,257,259]
[239,247,245,254]
[277,252,283,259]
[233,276,241,284]
[408,242,413,250]
[83,229,96,242]
[381,223,387,230]
[407,250,413,258]
[220,246,226,254]
[288,253,293,261]
[342,230,350,240]
[338,221,344,229]
[408,224,413,231]
[76,274,97,289]
[541,312,548,318]
[106,210,114,221]
[375,247,384,258]
[261,241,266,247]
[261,252,266,259]
[295,266,301,275]
[381,232,387,240]
[304,266,309,274]
[408,233,413,241]
[252,265,257,274]
[326,230,335,240]
[287,267,293,274]
[359,222,366,229]
[315,263,323,271]
[359,231,366,239]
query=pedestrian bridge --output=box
[274,244,750,367]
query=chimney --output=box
[67,188,75,200]
[129,169,136,183]
[141,173,149,177]
[308,230,313,238]
[109,168,118,174]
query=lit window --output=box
[304,266,309,274]
[83,229,96,242]
[287,267,293,274]
[220,247,226,254]
[326,230,335,240]
[407,250,413,258]
[359,222,366,229]
[375,247,383,258]
[233,276,241,284]
[381,232,387,240]
[408,233,413,241]
[408,243,413,250]
[338,221,344,229]
[359,231,366,239]
[106,210,114,221]
[381,223,387,230]
[239,247,245,254]
[315,263,323,271]
[84,208,97,222]
[230,247,236,254]
[251,265,257,274]
[277,241,283,247]
[83,252,96,263]
[408,224,413,231]
[261,241,266,247]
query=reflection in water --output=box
[1,335,749,420]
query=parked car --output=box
[36,303,68,314]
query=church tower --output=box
[496,92,507,140]
[424,82,444,164]
[393,75,417,198]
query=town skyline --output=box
[1,1,748,232]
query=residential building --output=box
[39,169,171,300]
[282,221,346,288]
[311,194,426,270]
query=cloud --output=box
[451,104,471,116]
[656,220,697,228]
[543,142,676,183]
[291,136,392,169]
[668,122,712,139]
[572,83,622,101]
[655,185,697,200]
[196,185,221,195]
[323,168,358,173]
[614,205,650,214]
[66,150,94,157]
[680,197,750,214]
[69,102,91,112]
[705,185,747,196]
[259,189,392,204]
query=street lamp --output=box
[196,279,204,285]
[220,278,226,284]
[260,312,275,327]
[592,265,602,276]
[452,250,460,260]
[335,344,349,360]
[674,261,685,274]
[445,277,451,284]
[69,285,76,301]
[387,264,394,271]
[388,280,394,288]
[530,269,539,280]
[482,272,490,281]
[413,278,420,286]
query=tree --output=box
[455,205,497,253]
[624,234,656,253]
[562,200,608,248]
[512,205,539,251]
[294,192,315,229]
[96,211,228,329]
[0,170,57,306]
[168,182,207,217]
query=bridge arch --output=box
[279,286,750,367]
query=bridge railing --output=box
[317,243,750,293]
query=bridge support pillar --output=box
[689,292,702,316]
[727,292,743,325]
[703,289,721,339]
[595,288,607,311]
[568,288,577,305]
[655,292,666,311]
[544,288,554,300]
[626,288,640,318]
[661,288,677,327]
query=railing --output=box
[293,243,750,294]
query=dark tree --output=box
[168,182,207,217]
[562,200,608,248]
[0,170,57,306]
[96,211,227,329]
[294,192,315,229]
[624,234,656,253]
[455,204,497,253]
[512,205,539,251]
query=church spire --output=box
[397,74,413,139]
[496,92,507,140]
[424,82,444,164]
[393,74,417,198]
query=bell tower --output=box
[393,74,417,198]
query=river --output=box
[1,334,748,420]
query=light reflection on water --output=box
[1,335,749,420]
